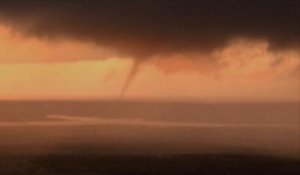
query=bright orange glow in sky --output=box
[0,25,299,101]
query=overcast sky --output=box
[0,0,299,101]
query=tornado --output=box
[119,60,141,98]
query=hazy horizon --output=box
[0,100,298,158]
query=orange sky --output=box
[0,25,299,101]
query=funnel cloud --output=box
[120,60,141,97]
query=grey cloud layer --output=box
[0,0,299,59]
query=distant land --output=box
[0,100,298,157]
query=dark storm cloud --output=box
[0,0,299,59]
